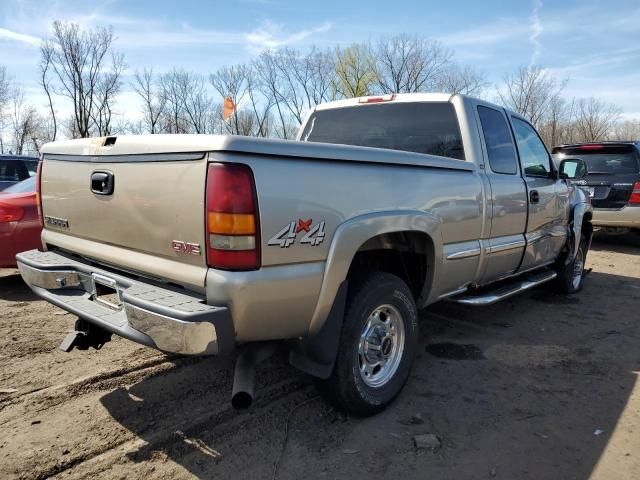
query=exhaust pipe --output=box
[231,343,277,410]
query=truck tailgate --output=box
[41,154,208,289]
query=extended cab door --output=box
[475,104,528,284]
[510,116,567,271]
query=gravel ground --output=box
[0,231,639,480]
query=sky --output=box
[1,0,639,122]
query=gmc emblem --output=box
[171,240,201,256]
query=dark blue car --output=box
[0,155,40,191]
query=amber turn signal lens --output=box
[208,212,255,235]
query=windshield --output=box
[300,102,465,160]
[2,176,36,194]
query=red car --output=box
[0,176,42,268]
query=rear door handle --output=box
[529,190,540,204]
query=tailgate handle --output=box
[91,171,114,195]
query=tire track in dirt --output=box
[1,344,303,480]
[40,380,312,479]
[0,355,200,413]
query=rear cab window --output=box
[300,102,465,160]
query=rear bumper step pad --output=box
[16,249,234,355]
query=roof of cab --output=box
[313,92,455,111]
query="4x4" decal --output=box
[268,219,326,248]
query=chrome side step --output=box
[449,270,557,306]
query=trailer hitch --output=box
[59,319,112,352]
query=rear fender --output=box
[308,210,442,335]
[291,210,441,379]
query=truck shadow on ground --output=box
[0,272,39,302]
[100,269,639,480]
[590,230,640,253]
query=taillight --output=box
[629,181,640,205]
[36,161,43,227]
[205,163,260,270]
[0,203,24,223]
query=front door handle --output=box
[529,190,540,204]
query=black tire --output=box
[317,272,419,417]
[555,236,588,294]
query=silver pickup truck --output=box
[17,93,592,416]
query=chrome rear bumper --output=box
[16,250,234,355]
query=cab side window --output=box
[477,106,518,175]
[511,117,551,177]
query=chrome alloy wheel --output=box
[572,248,584,290]
[357,304,406,388]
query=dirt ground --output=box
[1,232,639,480]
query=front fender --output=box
[567,185,593,264]
[308,210,442,335]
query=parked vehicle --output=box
[0,177,42,268]
[17,93,593,416]
[0,155,39,191]
[552,142,640,234]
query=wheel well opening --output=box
[347,231,433,300]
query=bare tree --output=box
[39,47,57,141]
[91,52,125,136]
[334,43,377,98]
[304,47,337,105]
[435,64,487,96]
[496,65,566,127]
[10,85,42,155]
[132,68,166,134]
[41,21,125,138]
[246,69,274,137]
[375,34,453,93]
[178,72,211,134]
[0,66,8,108]
[611,119,640,141]
[252,51,291,139]
[160,69,189,133]
[537,96,574,148]
[0,66,11,151]
[61,114,81,139]
[573,97,621,142]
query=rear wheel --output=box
[318,272,418,416]
[555,236,588,294]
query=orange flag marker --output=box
[223,97,236,121]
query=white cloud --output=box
[544,47,640,78]
[109,19,332,53]
[529,0,543,67]
[0,27,40,46]
[438,20,528,48]
[1,1,332,53]
[245,20,332,52]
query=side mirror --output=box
[559,158,588,180]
